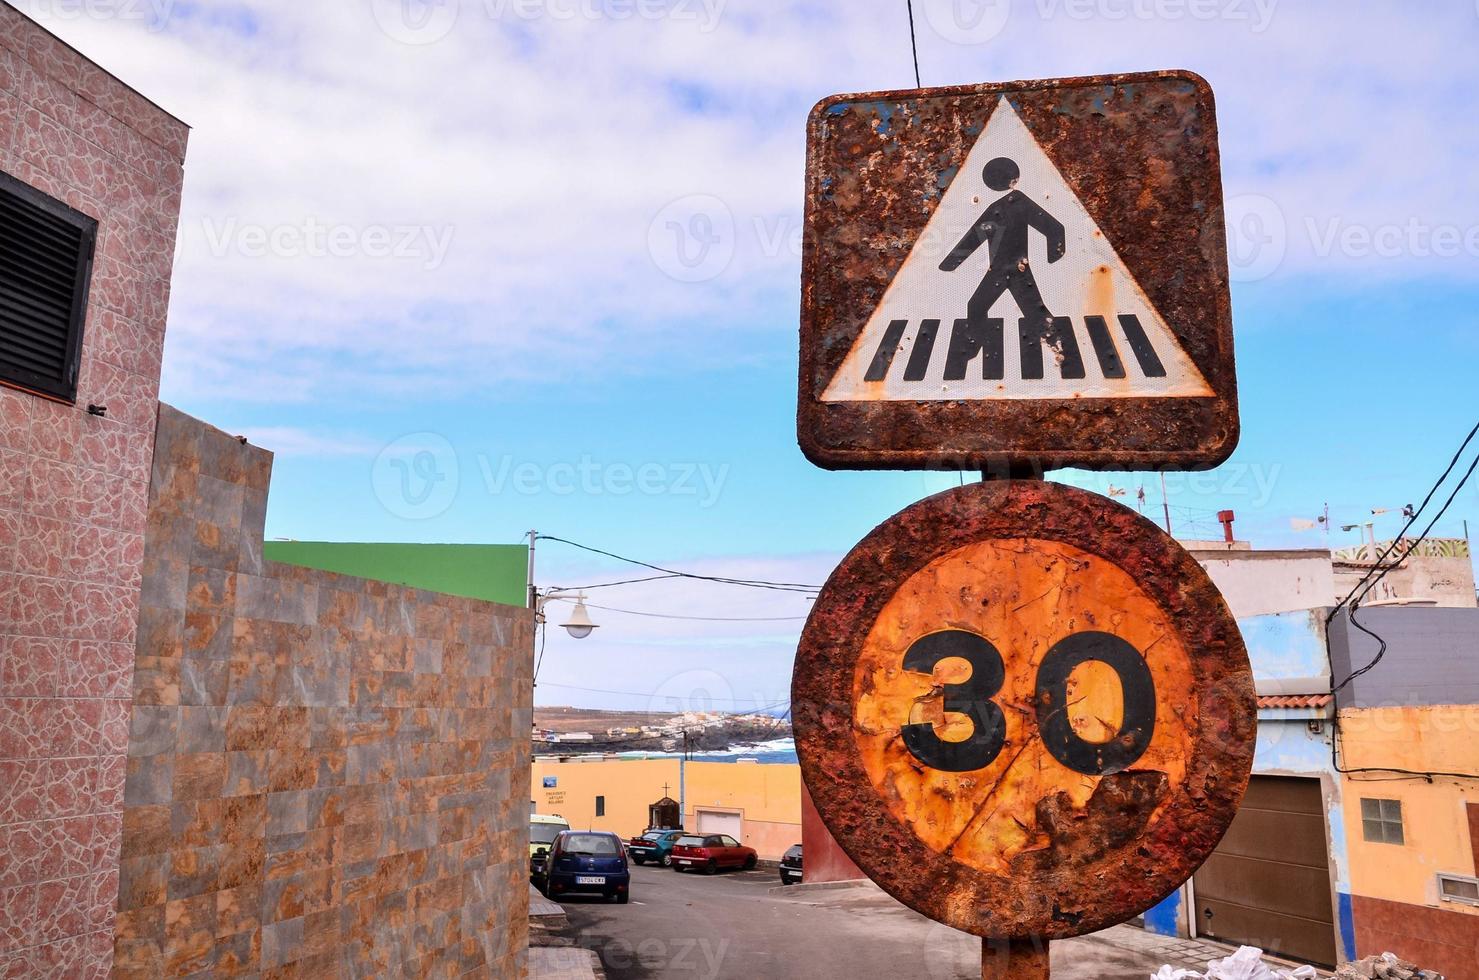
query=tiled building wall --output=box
[0,9,189,976]
[114,406,533,978]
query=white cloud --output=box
[21,0,1479,408]
[234,425,379,457]
[531,550,835,710]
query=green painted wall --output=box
[262,542,528,607]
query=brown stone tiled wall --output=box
[1353,894,1479,980]
[0,7,189,976]
[114,405,533,978]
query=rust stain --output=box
[851,537,1195,875]
[797,71,1240,472]
[793,481,1256,941]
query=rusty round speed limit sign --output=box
[793,480,1255,940]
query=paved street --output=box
[552,865,1241,980]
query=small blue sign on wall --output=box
[543,776,558,789]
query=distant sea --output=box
[617,737,798,765]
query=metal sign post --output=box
[983,938,1050,980]
[792,483,1256,975]
[794,72,1253,978]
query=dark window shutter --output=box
[0,170,98,403]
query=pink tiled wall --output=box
[0,6,188,976]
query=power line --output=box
[1323,418,1479,782]
[1328,419,1479,622]
[532,619,549,685]
[1332,446,1479,697]
[536,535,822,594]
[905,0,922,88]
[543,596,809,623]
[555,573,685,591]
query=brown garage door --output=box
[1193,776,1337,967]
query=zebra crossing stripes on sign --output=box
[798,72,1240,472]
[822,98,1211,403]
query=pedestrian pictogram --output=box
[798,71,1239,471]
[792,481,1256,945]
[822,98,1212,403]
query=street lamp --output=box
[524,588,600,640]
[558,594,598,640]
[1341,521,1377,559]
[526,530,599,640]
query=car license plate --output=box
[576,876,606,885]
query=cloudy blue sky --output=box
[24,0,1479,711]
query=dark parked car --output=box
[628,829,685,867]
[540,831,631,903]
[779,843,802,885]
[669,834,757,874]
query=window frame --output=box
[595,795,605,818]
[1359,797,1405,845]
[0,169,99,404]
[1438,873,1479,907]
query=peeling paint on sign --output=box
[793,481,1256,939]
[852,537,1198,876]
[798,71,1239,472]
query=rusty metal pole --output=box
[982,938,1050,979]
[980,462,1046,482]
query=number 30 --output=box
[900,630,1156,776]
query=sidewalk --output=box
[773,878,1332,978]
[529,947,603,980]
[528,885,602,980]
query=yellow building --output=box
[1336,704,1479,978]
[530,758,802,861]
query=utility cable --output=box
[1328,419,1479,623]
[532,619,549,686]
[1322,420,1479,781]
[905,0,923,87]
[536,535,822,594]
[542,596,808,623]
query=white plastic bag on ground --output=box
[1153,946,1322,980]
[1151,967,1203,980]
[1204,946,1278,980]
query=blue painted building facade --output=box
[1142,610,1356,963]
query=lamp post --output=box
[1340,521,1377,560]
[527,531,599,691]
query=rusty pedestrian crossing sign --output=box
[798,71,1239,472]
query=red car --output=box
[669,833,757,874]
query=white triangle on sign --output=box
[822,97,1213,402]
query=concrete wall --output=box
[529,757,801,861]
[1337,704,1479,976]
[1329,606,1479,709]
[1239,610,1332,693]
[114,407,533,977]
[800,782,865,884]
[1333,556,1477,610]
[1141,613,1357,962]
[1191,550,1336,618]
[0,11,188,975]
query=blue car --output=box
[543,830,631,904]
[627,829,685,867]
